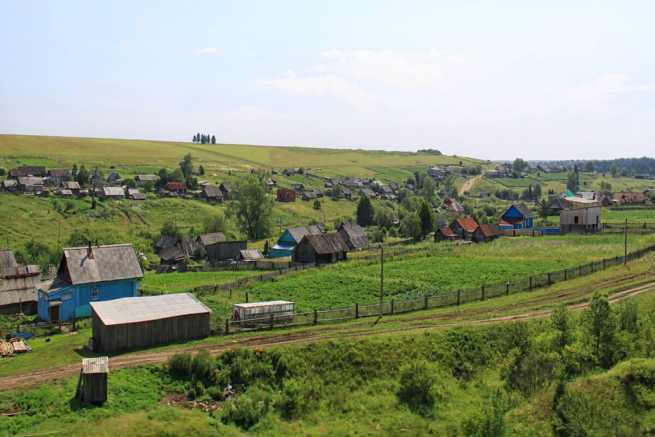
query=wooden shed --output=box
[90,293,211,353]
[293,232,349,264]
[78,356,108,404]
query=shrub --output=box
[462,390,506,437]
[191,350,215,385]
[222,385,272,429]
[168,353,192,380]
[276,377,321,419]
[397,360,437,416]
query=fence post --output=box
[390,299,395,314]
[481,284,485,301]
[313,309,318,325]
[579,266,582,276]
[355,303,359,319]
[547,272,552,285]
[270,313,274,329]
[424,295,429,310]
[603,259,606,270]
[506,281,510,296]
[225,319,230,334]
[529,277,533,290]
[246,292,249,303]
[457,290,461,306]
[564,269,568,281]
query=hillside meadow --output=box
[4,289,655,436]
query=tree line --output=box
[192,133,216,144]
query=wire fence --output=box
[224,243,655,335]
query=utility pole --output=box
[624,217,628,265]
[379,244,384,315]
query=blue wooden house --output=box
[269,224,325,258]
[500,204,534,230]
[38,244,143,322]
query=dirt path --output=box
[459,174,482,196]
[2,278,654,391]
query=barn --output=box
[337,222,369,250]
[197,233,247,263]
[38,244,143,322]
[293,232,349,264]
[90,293,211,353]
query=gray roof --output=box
[90,293,211,326]
[17,176,44,186]
[198,232,226,246]
[203,185,222,198]
[59,244,143,286]
[287,224,325,243]
[338,223,369,250]
[62,181,81,190]
[240,249,263,261]
[516,203,533,218]
[136,174,158,181]
[103,186,125,197]
[301,232,349,255]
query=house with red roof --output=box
[434,225,459,242]
[450,216,479,240]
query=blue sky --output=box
[1,1,653,159]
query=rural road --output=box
[1,279,654,391]
[459,174,482,196]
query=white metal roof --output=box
[90,293,211,326]
[233,300,293,309]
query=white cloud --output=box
[194,47,218,55]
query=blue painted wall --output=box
[269,229,298,258]
[38,279,139,321]
[501,205,533,230]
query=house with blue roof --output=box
[500,204,534,230]
[269,224,325,258]
[38,243,143,322]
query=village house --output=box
[276,188,296,202]
[434,225,459,241]
[62,181,81,195]
[560,204,601,234]
[443,198,465,214]
[90,293,211,353]
[106,172,121,185]
[102,186,125,200]
[2,179,18,193]
[219,182,233,200]
[9,165,46,178]
[156,235,201,266]
[201,184,223,203]
[17,176,45,194]
[473,224,500,243]
[135,174,159,186]
[427,166,448,181]
[269,224,326,258]
[57,189,74,198]
[337,222,369,250]
[164,181,187,195]
[46,169,71,186]
[0,250,41,315]
[38,244,143,322]
[500,204,533,230]
[127,189,146,200]
[545,196,566,215]
[450,216,479,240]
[612,191,648,205]
[293,232,349,264]
[196,232,246,264]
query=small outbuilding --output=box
[233,300,294,323]
[78,357,108,405]
[473,224,500,243]
[276,188,296,202]
[337,222,369,250]
[197,233,247,263]
[434,226,459,241]
[90,293,211,353]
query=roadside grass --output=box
[140,271,261,294]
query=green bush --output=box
[397,360,438,416]
[222,385,272,429]
[462,390,506,437]
[190,350,214,385]
[167,353,192,380]
[276,377,321,419]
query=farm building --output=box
[62,181,81,194]
[293,232,349,264]
[135,174,158,186]
[9,165,46,178]
[47,169,71,186]
[78,357,108,404]
[38,244,143,322]
[269,224,326,258]
[233,301,294,324]
[473,224,500,243]
[128,189,146,200]
[443,198,465,214]
[17,176,45,193]
[157,237,201,265]
[201,184,223,202]
[90,293,211,353]
[0,250,41,314]
[560,205,601,234]
[165,181,187,194]
[219,182,233,200]
[613,191,648,205]
[57,189,74,198]
[450,216,479,240]
[276,188,296,202]
[337,222,369,250]
[102,186,125,199]
[500,204,533,230]
[239,249,263,262]
[196,233,246,263]
[2,179,18,192]
[106,172,122,184]
[434,226,459,241]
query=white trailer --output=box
[232,300,294,323]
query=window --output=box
[574,216,579,224]
[91,287,99,300]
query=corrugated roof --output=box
[478,223,500,238]
[61,244,143,285]
[63,181,81,190]
[301,232,349,255]
[240,249,263,261]
[455,216,479,233]
[90,293,211,326]
[198,233,226,246]
[438,226,457,238]
[103,186,125,196]
[234,300,293,309]
[0,251,17,271]
[82,356,109,374]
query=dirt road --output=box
[2,277,653,391]
[459,174,482,195]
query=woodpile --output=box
[0,338,30,357]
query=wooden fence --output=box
[224,243,655,335]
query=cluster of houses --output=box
[434,204,535,243]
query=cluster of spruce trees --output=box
[192,133,216,144]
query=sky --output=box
[1,1,654,160]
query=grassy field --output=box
[3,277,655,436]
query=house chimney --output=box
[87,241,94,259]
